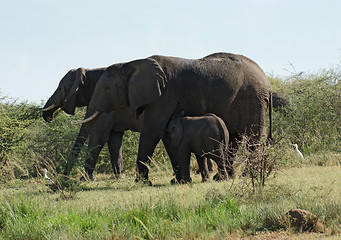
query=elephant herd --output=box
[43,52,273,184]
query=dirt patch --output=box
[229,231,340,240]
[285,209,325,233]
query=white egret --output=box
[293,144,304,159]
[43,168,55,184]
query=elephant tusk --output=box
[75,111,100,124]
[42,104,57,111]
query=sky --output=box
[1,0,341,104]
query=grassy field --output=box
[1,159,340,239]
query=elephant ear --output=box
[126,58,167,116]
[65,68,86,101]
[63,68,86,114]
[169,118,183,147]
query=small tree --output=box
[233,135,282,194]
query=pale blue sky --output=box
[1,0,340,103]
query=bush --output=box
[0,96,166,181]
[0,99,41,179]
[270,68,341,156]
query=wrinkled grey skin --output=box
[85,52,272,183]
[42,66,143,179]
[168,114,229,183]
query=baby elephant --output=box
[168,113,229,183]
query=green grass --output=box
[1,163,340,239]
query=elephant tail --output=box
[267,91,273,143]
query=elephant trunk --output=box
[42,90,63,122]
[42,103,59,122]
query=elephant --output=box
[80,52,273,184]
[272,92,289,112]
[167,113,229,183]
[42,66,143,179]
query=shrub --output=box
[0,95,167,181]
[270,68,341,156]
[0,99,41,179]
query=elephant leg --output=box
[135,99,177,184]
[176,148,192,183]
[83,129,109,180]
[64,123,91,175]
[207,158,214,172]
[225,138,238,178]
[242,136,263,178]
[83,146,103,181]
[135,132,161,184]
[107,131,124,178]
[212,143,229,181]
[212,156,228,181]
[238,98,268,176]
[195,158,212,174]
[162,133,182,182]
[195,154,210,182]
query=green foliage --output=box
[270,68,341,156]
[0,99,41,179]
[0,97,165,181]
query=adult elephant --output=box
[80,52,273,183]
[42,66,143,179]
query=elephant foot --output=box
[213,173,228,181]
[170,177,192,184]
[201,179,210,183]
[113,167,124,179]
[213,173,221,181]
[170,178,186,184]
[201,177,211,183]
[170,178,177,185]
[134,178,152,186]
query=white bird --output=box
[293,144,304,159]
[43,168,55,184]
